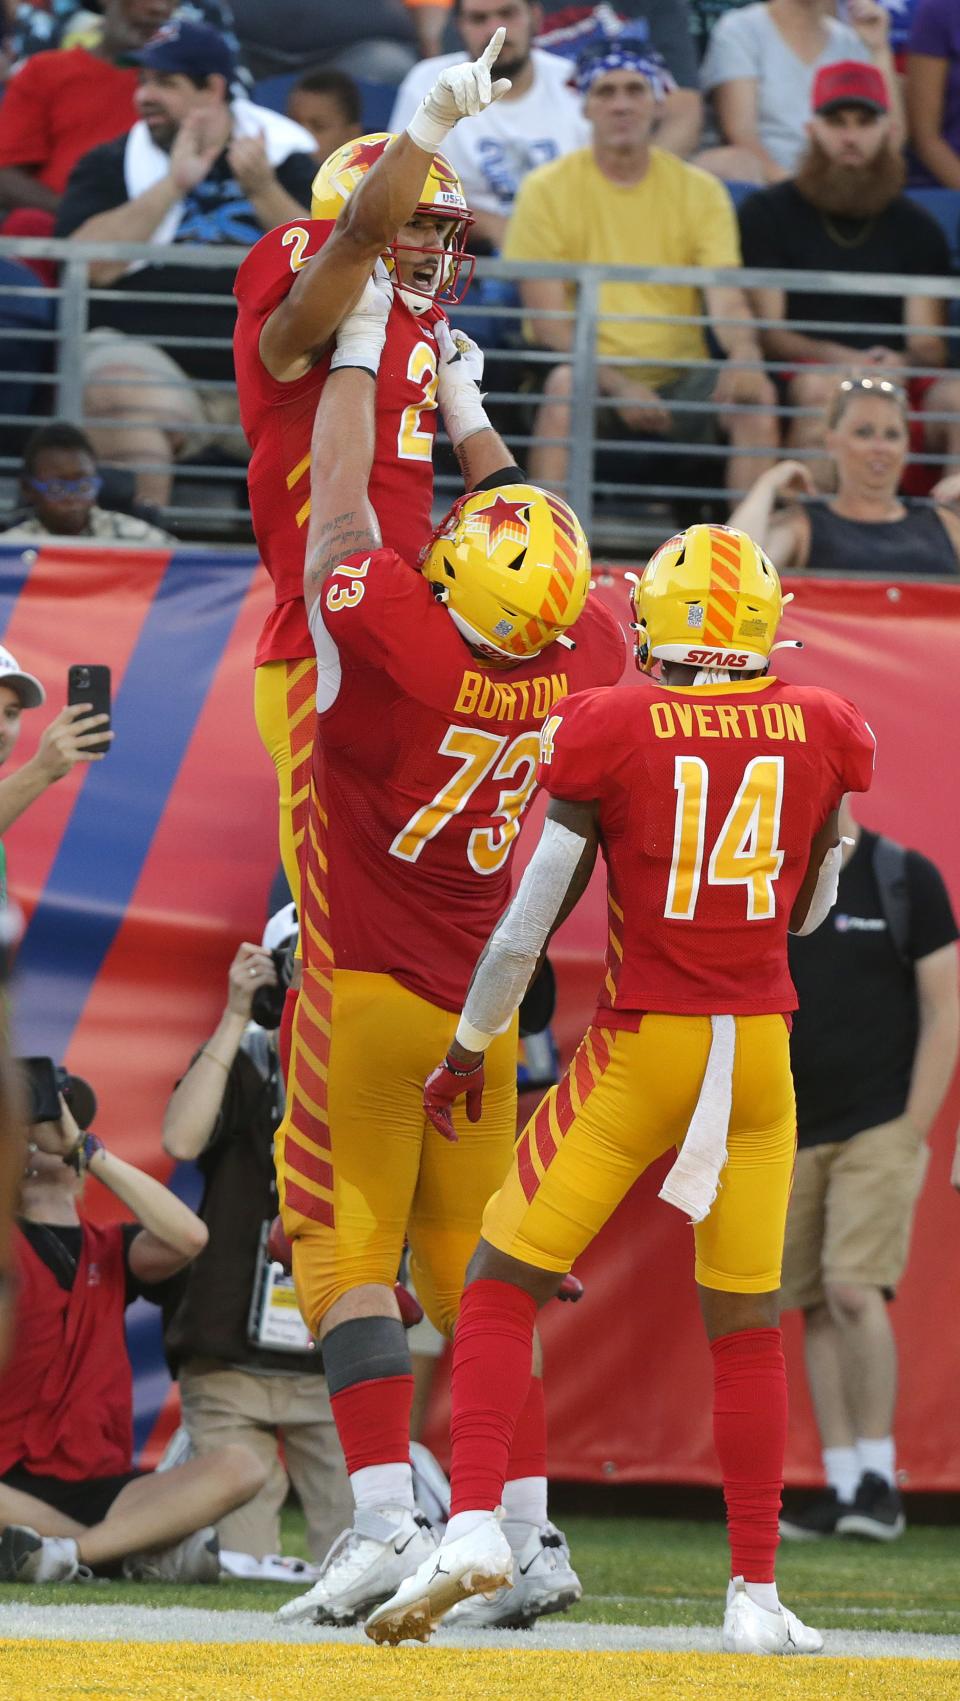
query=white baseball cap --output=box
[0,644,45,708]
[261,901,297,953]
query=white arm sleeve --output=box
[456,818,587,1051]
[789,839,845,937]
[307,592,343,713]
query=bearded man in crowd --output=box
[737,61,960,489]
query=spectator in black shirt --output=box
[738,61,960,492]
[779,801,959,1544]
[162,914,352,1564]
[55,20,316,507]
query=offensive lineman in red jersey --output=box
[273,278,625,1627]
[368,524,877,1653]
[234,30,510,1063]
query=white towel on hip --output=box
[658,1014,736,1224]
[121,98,315,256]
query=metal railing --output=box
[1,236,959,554]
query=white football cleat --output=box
[364,1513,513,1645]
[722,1577,823,1654]
[443,1521,581,1628]
[276,1507,436,1626]
[0,1525,82,1583]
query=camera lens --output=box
[77,668,90,688]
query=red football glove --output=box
[423,1055,485,1142]
[557,1273,584,1303]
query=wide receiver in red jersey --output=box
[367,524,877,1653]
[234,30,509,1057]
[273,278,625,1628]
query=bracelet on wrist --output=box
[201,1050,231,1075]
[63,1132,105,1174]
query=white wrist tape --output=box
[443,393,492,451]
[460,819,586,1047]
[330,330,386,375]
[790,838,847,937]
[406,104,454,156]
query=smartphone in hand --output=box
[67,664,111,756]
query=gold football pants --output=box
[483,1013,796,1294]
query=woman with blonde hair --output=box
[730,374,960,572]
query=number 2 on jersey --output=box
[666,755,785,921]
[390,726,540,876]
[398,341,439,461]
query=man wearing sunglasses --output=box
[2,423,173,545]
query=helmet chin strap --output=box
[398,286,433,316]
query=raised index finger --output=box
[479,25,505,68]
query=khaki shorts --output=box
[81,328,246,462]
[780,1118,929,1312]
[598,366,719,447]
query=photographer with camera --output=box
[162,907,352,1566]
[0,1081,267,1583]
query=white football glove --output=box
[436,319,491,448]
[407,27,512,155]
[330,263,393,375]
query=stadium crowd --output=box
[0,1,954,546]
[0,0,956,1662]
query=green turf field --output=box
[3,1510,958,1636]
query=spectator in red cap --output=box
[906,0,960,188]
[699,0,899,184]
[737,59,960,489]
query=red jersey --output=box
[0,50,138,193]
[234,218,446,666]
[538,675,875,1020]
[302,549,626,1011]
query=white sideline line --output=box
[586,1595,960,1619]
[1,1605,960,1659]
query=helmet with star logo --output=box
[630,524,785,673]
[310,131,475,309]
[421,485,592,661]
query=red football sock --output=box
[506,1372,547,1482]
[278,984,298,1084]
[329,1374,414,1475]
[711,1327,787,1584]
[450,1279,538,1516]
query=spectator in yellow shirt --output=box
[503,44,776,495]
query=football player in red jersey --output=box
[368,525,877,1653]
[273,278,625,1627]
[234,31,510,1065]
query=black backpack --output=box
[872,835,912,969]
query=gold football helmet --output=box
[310,131,475,305]
[421,485,591,661]
[631,524,785,673]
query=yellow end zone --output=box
[2,1642,959,1701]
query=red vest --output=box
[0,1221,133,1478]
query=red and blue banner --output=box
[3,549,959,1487]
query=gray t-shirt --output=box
[700,2,871,170]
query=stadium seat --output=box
[904,187,960,271]
[253,73,395,135]
[251,72,298,115]
[0,257,54,456]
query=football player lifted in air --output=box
[234,29,509,1065]
[272,275,625,1629]
[367,525,876,1655]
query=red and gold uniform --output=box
[482,674,876,1292]
[276,546,625,1337]
[234,218,445,898]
